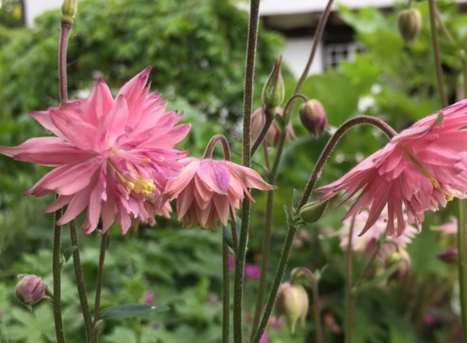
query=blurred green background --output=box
[0,0,466,342]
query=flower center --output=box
[108,160,156,198]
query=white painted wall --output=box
[24,0,62,26]
[282,38,323,77]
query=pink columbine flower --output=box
[318,99,467,236]
[340,210,418,253]
[0,67,190,234]
[164,158,272,228]
[245,264,261,280]
[432,217,457,235]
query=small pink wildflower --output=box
[432,217,457,235]
[144,290,154,305]
[319,99,467,236]
[340,210,418,253]
[0,67,190,234]
[164,158,272,228]
[245,264,261,280]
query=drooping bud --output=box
[290,267,316,287]
[397,9,422,44]
[276,282,309,333]
[15,275,46,305]
[299,99,327,138]
[437,247,458,264]
[251,107,295,147]
[61,0,78,24]
[261,57,285,110]
[298,200,328,224]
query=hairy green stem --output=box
[70,222,93,340]
[344,216,356,343]
[223,233,231,343]
[458,190,467,341]
[234,0,260,342]
[298,116,397,208]
[91,232,108,342]
[311,281,324,343]
[294,0,335,94]
[52,20,71,343]
[428,0,448,107]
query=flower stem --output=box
[51,20,72,343]
[52,219,65,343]
[458,199,467,340]
[223,233,231,343]
[294,0,335,94]
[298,116,396,208]
[251,108,274,156]
[203,134,231,160]
[70,222,93,340]
[91,232,109,342]
[311,280,324,343]
[252,116,396,342]
[427,0,448,107]
[251,218,297,343]
[234,0,260,342]
[344,216,356,343]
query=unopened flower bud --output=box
[437,247,458,264]
[61,0,78,24]
[397,9,422,43]
[262,57,285,110]
[251,107,295,147]
[299,100,327,138]
[16,275,46,305]
[277,282,309,333]
[298,200,328,224]
[387,249,411,279]
[290,267,315,287]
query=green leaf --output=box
[100,304,168,320]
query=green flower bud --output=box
[298,200,328,223]
[397,9,422,43]
[261,57,285,110]
[277,282,309,333]
[61,0,78,24]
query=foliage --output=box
[0,0,466,342]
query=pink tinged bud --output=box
[277,282,309,333]
[397,9,422,43]
[437,247,458,264]
[15,275,46,305]
[299,100,327,138]
[144,291,155,305]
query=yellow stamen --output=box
[109,161,156,198]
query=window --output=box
[0,0,25,27]
[323,42,362,70]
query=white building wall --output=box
[282,38,323,77]
[24,0,62,26]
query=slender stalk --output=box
[92,232,109,342]
[52,218,65,343]
[252,116,396,342]
[223,233,231,343]
[298,116,397,208]
[458,49,467,342]
[203,134,231,160]
[251,219,297,343]
[70,222,93,340]
[428,0,448,107]
[294,0,335,94]
[311,280,324,343]
[344,216,356,343]
[51,20,72,343]
[251,109,274,156]
[234,1,260,342]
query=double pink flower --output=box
[0,67,273,234]
[319,99,467,236]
